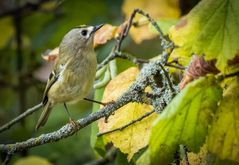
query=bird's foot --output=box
[69,118,80,130]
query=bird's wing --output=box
[42,57,70,105]
[42,70,59,105]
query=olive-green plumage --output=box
[36,24,104,130]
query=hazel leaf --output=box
[169,0,239,72]
[149,76,222,164]
[98,67,157,160]
[207,78,239,163]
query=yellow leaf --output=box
[14,156,53,165]
[98,67,157,160]
[122,0,180,43]
[207,78,239,162]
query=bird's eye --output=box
[81,30,88,36]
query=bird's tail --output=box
[35,101,52,130]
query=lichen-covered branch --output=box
[0,59,174,155]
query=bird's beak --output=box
[92,24,104,33]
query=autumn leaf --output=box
[149,76,222,164]
[181,145,208,165]
[122,0,180,43]
[98,67,157,160]
[180,144,238,165]
[93,23,126,47]
[41,47,59,62]
[169,0,239,72]
[180,56,219,89]
[207,78,239,163]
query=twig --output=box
[134,9,165,43]
[215,70,239,82]
[174,149,180,165]
[2,154,12,165]
[97,51,148,70]
[116,52,149,64]
[97,8,170,70]
[97,51,117,70]
[132,19,149,27]
[97,109,155,137]
[166,63,186,70]
[184,145,190,165]
[0,103,42,133]
[224,70,239,78]
[158,62,176,95]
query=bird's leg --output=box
[63,103,79,128]
[83,98,115,106]
[83,98,116,123]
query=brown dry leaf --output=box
[180,56,219,89]
[98,67,157,160]
[181,144,208,165]
[122,0,180,43]
[94,23,123,47]
[41,47,59,62]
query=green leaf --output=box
[136,149,151,165]
[149,76,222,164]
[90,87,106,156]
[207,78,239,163]
[149,19,178,35]
[169,0,239,72]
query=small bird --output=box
[36,24,104,130]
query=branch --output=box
[2,154,12,165]
[0,103,42,133]
[97,8,172,70]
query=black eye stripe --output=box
[81,30,88,36]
